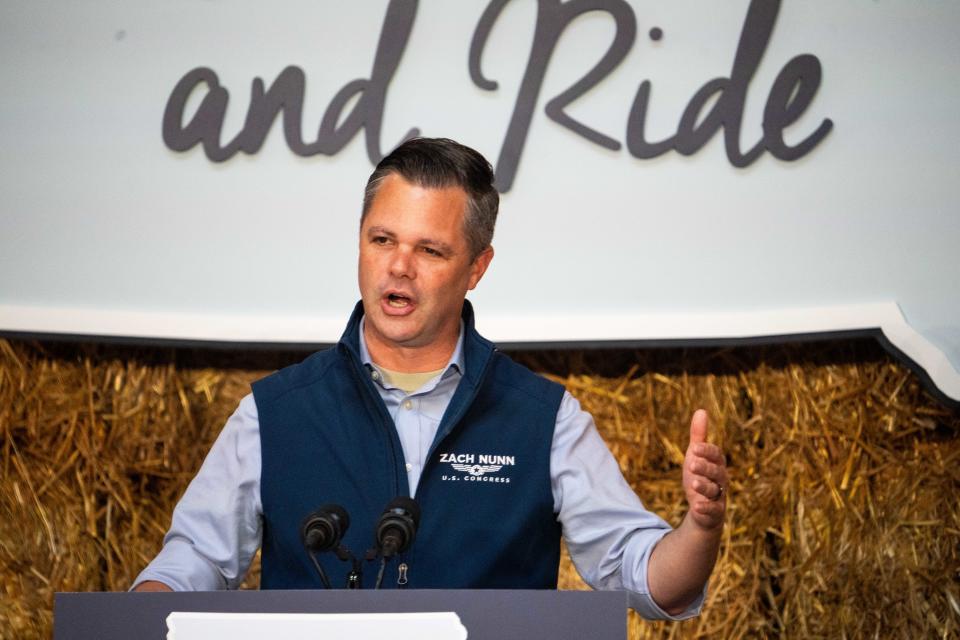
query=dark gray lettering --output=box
[162,0,832,191]
[626,0,833,166]
[161,0,419,165]
[470,0,636,191]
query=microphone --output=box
[376,497,421,558]
[373,497,420,589]
[302,504,350,553]
[301,504,350,588]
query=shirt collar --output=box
[358,317,466,377]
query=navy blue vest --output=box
[252,301,565,590]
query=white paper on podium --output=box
[166,611,468,640]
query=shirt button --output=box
[405,463,413,472]
[402,399,413,410]
[371,370,381,381]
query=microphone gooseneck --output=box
[373,497,421,589]
[301,504,351,589]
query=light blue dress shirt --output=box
[134,321,704,620]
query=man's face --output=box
[358,173,493,361]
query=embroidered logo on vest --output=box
[439,452,515,484]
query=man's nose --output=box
[389,247,416,279]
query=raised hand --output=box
[682,409,728,531]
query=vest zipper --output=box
[418,345,497,490]
[342,346,407,496]
[406,345,496,588]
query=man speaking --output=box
[133,137,728,620]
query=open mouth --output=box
[385,292,414,309]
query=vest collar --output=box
[338,299,495,389]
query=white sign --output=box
[165,611,466,640]
[0,1,958,400]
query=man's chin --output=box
[366,313,423,347]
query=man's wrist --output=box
[679,510,725,545]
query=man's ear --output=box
[467,246,495,290]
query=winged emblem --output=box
[451,463,503,477]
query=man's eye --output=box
[422,247,443,257]
[372,236,390,245]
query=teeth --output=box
[387,297,410,308]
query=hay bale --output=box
[524,346,960,639]
[0,338,957,639]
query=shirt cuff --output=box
[130,537,228,591]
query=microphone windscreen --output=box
[326,504,350,531]
[385,496,420,527]
[301,503,350,552]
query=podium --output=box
[54,589,626,639]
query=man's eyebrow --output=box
[419,238,456,254]
[366,226,456,255]
[366,226,395,237]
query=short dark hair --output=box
[362,137,499,260]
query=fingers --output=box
[688,459,727,496]
[693,497,725,516]
[683,408,728,530]
[691,499,726,527]
[687,439,727,489]
[690,475,726,500]
[685,411,728,501]
[689,409,708,445]
[694,442,724,462]
[689,457,725,483]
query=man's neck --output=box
[362,326,458,373]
